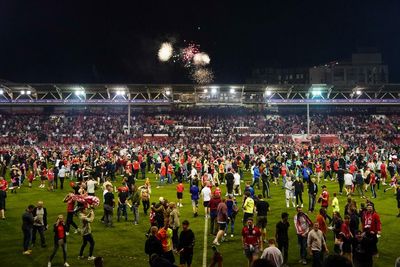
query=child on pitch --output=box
[176,182,184,207]
[284,176,296,208]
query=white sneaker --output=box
[230,234,234,238]
[48,262,51,267]
[301,204,304,208]
[66,232,69,236]
[74,230,79,234]
[64,263,70,267]
[88,256,96,261]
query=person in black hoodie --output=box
[178,220,195,267]
[352,230,374,267]
[48,214,69,267]
[145,226,163,263]
[293,177,304,207]
[22,204,35,255]
[308,178,318,213]
[32,201,48,248]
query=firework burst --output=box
[191,68,214,84]
[158,42,173,62]
[193,52,210,66]
[181,43,200,67]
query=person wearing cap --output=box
[32,201,48,248]
[241,217,262,267]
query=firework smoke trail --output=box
[158,42,173,62]
[193,52,210,66]
[191,68,214,84]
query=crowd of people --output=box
[0,109,400,267]
[0,111,399,147]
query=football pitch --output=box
[0,172,398,267]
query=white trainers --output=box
[88,256,96,261]
[48,262,51,267]
[64,263,70,267]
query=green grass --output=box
[0,172,399,267]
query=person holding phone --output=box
[48,215,69,267]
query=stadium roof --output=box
[0,83,400,106]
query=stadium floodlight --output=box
[165,90,171,96]
[75,90,85,96]
[26,90,31,95]
[312,90,322,96]
[21,90,26,95]
[265,89,272,96]
[211,86,218,94]
[230,88,235,94]
[0,89,3,95]
[116,90,125,96]
[203,88,208,93]
[356,90,362,95]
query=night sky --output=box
[0,0,399,84]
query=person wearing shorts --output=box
[176,182,184,207]
[242,217,262,267]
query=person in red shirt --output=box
[133,160,140,180]
[63,193,78,235]
[48,214,69,267]
[0,176,8,219]
[333,159,339,179]
[362,203,381,256]
[319,185,332,223]
[315,161,322,184]
[176,182,184,207]
[241,217,262,267]
[158,163,166,188]
[167,164,173,184]
[324,158,332,181]
[48,170,55,192]
[27,170,35,188]
[380,162,387,185]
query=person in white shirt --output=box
[284,177,295,208]
[233,170,241,196]
[201,182,212,218]
[344,171,354,196]
[86,177,98,196]
[58,166,66,190]
[260,239,283,267]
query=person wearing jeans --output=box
[78,208,96,261]
[48,214,69,267]
[22,205,35,255]
[308,179,318,212]
[103,185,114,227]
[129,185,141,224]
[307,222,328,267]
[32,201,47,248]
[294,206,313,265]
